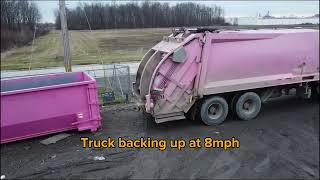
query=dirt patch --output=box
[1,97,319,179]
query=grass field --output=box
[1,28,171,70]
[1,25,318,70]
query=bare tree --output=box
[1,0,45,51]
[55,1,229,30]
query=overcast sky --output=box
[36,1,319,23]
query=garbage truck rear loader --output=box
[133,28,319,125]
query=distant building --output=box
[262,11,275,19]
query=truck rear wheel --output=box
[200,96,229,125]
[235,92,261,121]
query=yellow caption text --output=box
[80,137,240,151]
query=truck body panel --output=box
[198,29,319,96]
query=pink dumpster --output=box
[1,72,102,144]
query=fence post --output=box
[127,65,132,99]
[59,0,72,72]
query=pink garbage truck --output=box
[133,28,319,125]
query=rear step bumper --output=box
[155,112,186,123]
[135,98,186,123]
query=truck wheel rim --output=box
[208,103,223,119]
[242,99,256,114]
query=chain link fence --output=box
[86,64,133,105]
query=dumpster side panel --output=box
[1,72,101,143]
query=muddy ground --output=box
[1,96,319,179]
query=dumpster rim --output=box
[1,71,96,96]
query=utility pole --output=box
[59,0,72,72]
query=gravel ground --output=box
[1,96,319,179]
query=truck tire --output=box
[235,92,261,121]
[230,92,242,116]
[200,96,229,125]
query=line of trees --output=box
[1,0,49,52]
[55,2,229,30]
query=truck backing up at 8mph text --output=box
[133,28,319,125]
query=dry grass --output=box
[1,25,318,70]
[1,28,171,70]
